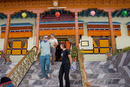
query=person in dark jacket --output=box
[58,42,72,87]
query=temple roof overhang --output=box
[0,9,130,20]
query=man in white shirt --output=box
[49,34,58,65]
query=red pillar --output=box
[108,11,115,53]
[75,12,79,47]
[36,13,40,48]
[3,14,11,55]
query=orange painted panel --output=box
[88,30,121,36]
[128,31,130,36]
[66,41,70,49]
[39,29,83,36]
[1,32,32,38]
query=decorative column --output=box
[75,12,79,47]
[108,11,115,53]
[36,13,40,48]
[3,14,11,54]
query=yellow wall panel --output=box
[94,48,99,53]
[13,41,21,48]
[100,40,109,47]
[81,50,93,53]
[22,50,27,55]
[100,48,110,53]
[12,50,21,55]
[6,50,11,55]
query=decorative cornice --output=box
[0,0,130,15]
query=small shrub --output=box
[71,46,78,58]
[120,46,130,53]
[112,47,119,56]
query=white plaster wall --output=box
[79,17,130,49]
[0,18,36,62]
[0,26,4,51]
[0,17,130,50]
[0,18,36,51]
[0,17,130,56]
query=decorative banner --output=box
[22,12,27,18]
[122,11,127,16]
[55,12,60,17]
[90,10,95,16]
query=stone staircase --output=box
[0,58,17,79]
[84,61,129,87]
[19,62,82,87]
[0,58,5,65]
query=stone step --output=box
[84,61,128,87]
[23,72,81,80]
[88,78,125,85]
[20,78,82,86]
[19,62,82,87]
[0,62,17,78]
[19,84,82,87]
[0,58,5,65]
[87,73,123,79]
[90,84,127,87]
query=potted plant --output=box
[37,52,41,62]
[106,51,111,60]
[71,46,78,61]
[1,51,5,58]
[5,51,11,62]
[5,55,10,62]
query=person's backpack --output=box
[0,77,14,87]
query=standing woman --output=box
[59,42,72,87]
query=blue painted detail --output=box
[87,22,121,25]
[127,22,130,25]
[39,21,84,24]
[7,84,14,87]
[88,28,121,30]
[0,23,33,27]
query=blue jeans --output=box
[40,55,50,78]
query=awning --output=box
[1,23,33,38]
[0,23,32,27]
[87,22,121,25]
[126,22,130,25]
[40,21,84,24]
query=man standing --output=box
[49,34,58,65]
[37,35,50,80]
